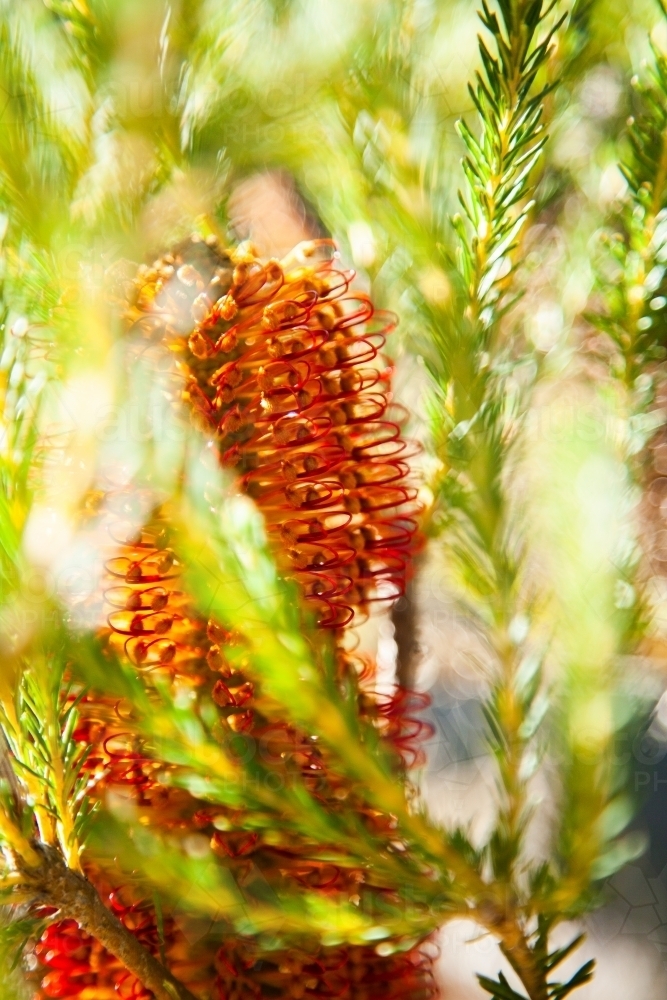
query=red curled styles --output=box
[127,235,420,630]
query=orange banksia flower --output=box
[32,237,436,1000]
[126,235,421,630]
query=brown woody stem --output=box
[18,845,199,1000]
[391,572,422,690]
[500,938,548,1000]
[477,902,549,1000]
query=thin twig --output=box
[15,844,199,1000]
[392,572,422,689]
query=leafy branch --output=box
[420,3,625,999]
[454,0,565,335]
[590,1,667,410]
[0,637,205,1000]
[0,651,94,871]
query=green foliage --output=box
[591,4,667,404]
[0,1,663,998]
[41,0,114,85]
[385,0,650,994]
[455,0,564,322]
[0,916,37,999]
[478,955,594,1000]
[0,645,95,868]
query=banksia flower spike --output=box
[126,234,429,765]
[31,238,436,1000]
[128,235,421,634]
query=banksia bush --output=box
[1,1,667,999]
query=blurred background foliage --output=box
[3,0,667,997]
